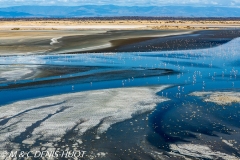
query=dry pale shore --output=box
[0,20,240,30]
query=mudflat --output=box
[0,19,240,55]
[0,30,191,55]
[1,29,240,55]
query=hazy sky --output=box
[0,0,239,7]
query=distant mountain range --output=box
[0,5,240,18]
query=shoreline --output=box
[61,29,240,54]
[53,30,194,54]
[0,30,191,55]
[1,29,240,55]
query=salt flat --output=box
[169,143,238,160]
[190,91,240,105]
[0,86,169,156]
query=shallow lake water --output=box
[0,37,239,159]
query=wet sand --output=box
[1,29,240,55]
[0,65,104,83]
[77,30,240,53]
[0,30,190,55]
[0,30,106,55]
[0,67,177,90]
